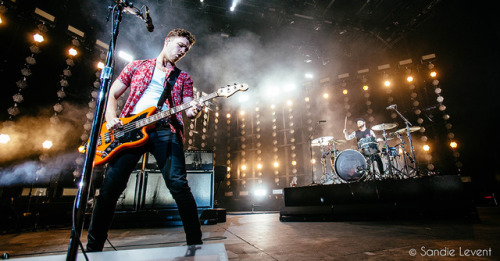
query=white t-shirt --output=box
[131,67,169,114]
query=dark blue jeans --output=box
[87,129,202,251]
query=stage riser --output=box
[280,175,476,220]
[284,175,464,206]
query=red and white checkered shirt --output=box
[117,58,193,141]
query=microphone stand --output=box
[66,3,128,260]
[391,106,418,176]
[308,121,322,185]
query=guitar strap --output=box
[157,67,181,111]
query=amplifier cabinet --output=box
[142,171,214,210]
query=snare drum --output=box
[334,149,367,182]
[357,136,379,156]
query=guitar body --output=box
[94,106,157,166]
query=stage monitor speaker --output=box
[142,171,214,210]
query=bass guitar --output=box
[86,83,248,166]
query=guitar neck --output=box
[135,92,218,128]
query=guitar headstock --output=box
[217,83,249,98]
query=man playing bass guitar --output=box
[86,28,204,251]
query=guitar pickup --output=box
[104,132,111,143]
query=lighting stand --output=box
[66,2,129,260]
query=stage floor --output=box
[1,208,499,260]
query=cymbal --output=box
[332,139,346,145]
[371,123,398,131]
[395,126,421,134]
[311,136,334,146]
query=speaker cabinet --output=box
[116,171,141,211]
[142,171,214,210]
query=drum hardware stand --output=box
[390,106,419,176]
[307,122,322,185]
[393,132,413,178]
[380,124,394,178]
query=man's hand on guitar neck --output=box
[106,118,123,131]
[186,92,204,119]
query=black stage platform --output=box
[280,175,477,221]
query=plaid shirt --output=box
[117,58,193,141]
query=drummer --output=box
[343,118,385,175]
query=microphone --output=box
[122,4,154,32]
[386,104,396,110]
[144,6,154,32]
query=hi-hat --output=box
[395,126,421,134]
[371,123,397,131]
[311,136,334,146]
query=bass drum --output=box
[334,149,367,182]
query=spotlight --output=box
[450,141,458,149]
[421,53,436,61]
[384,80,391,87]
[229,0,239,11]
[42,140,53,149]
[305,73,313,79]
[363,85,369,91]
[95,39,109,50]
[226,113,231,118]
[273,161,279,168]
[34,8,55,23]
[257,163,262,170]
[377,64,390,71]
[239,110,245,116]
[227,166,231,171]
[399,59,413,66]
[311,159,316,164]
[0,134,10,144]
[241,164,247,171]
[254,188,267,197]
[33,33,44,43]
[287,100,293,106]
[78,145,85,153]
[430,71,437,78]
[67,25,85,39]
[68,48,78,56]
[0,16,3,25]
[118,50,134,62]
[407,76,414,82]
[423,144,430,151]
[97,61,105,69]
[322,93,329,99]
[342,89,348,95]
[291,160,297,166]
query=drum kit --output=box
[312,122,420,184]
